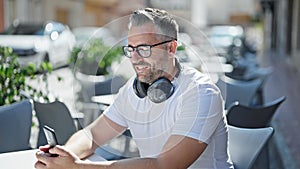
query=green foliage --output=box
[177,44,186,51]
[0,46,54,106]
[69,39,122,75]
[0,47,25,105]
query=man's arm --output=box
[36,116,206,169]
[110,135,207,169]
[64,114,127,159]
[37,129,206,169]
[72,134,206,169]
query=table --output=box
[91,94,116,106]
[0,149,105,169]
[0,149,37,169]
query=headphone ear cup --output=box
[133,78,148,98]
[147,78,174,103]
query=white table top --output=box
[0,149,105,169]
[0,149,37,169]
[91,94,116,105]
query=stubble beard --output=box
[137,65,164,84]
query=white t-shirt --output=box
[104,66,233,169]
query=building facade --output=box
[0,0,258,30]
[262,0,300,69]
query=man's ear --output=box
[168,40,177,56]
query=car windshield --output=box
[2,24,44,35]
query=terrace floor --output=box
[259,50,300,169]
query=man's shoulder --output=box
[180,66,213,85]
[179,66,220,95]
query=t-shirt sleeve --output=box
[171,84,224,143]
[103,85,129,128]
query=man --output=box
[35,8,233,169]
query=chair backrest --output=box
[75,73,126,126]
[216,76,262,108]
[226,96,286,128]
[228,125,274,169]
[95,75,126,96]
[0,99,32,153]
[75,72,126,102]
[34,100,77,146]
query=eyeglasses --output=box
[122,40,173,58]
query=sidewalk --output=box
[258,50,300,169]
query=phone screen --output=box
[43,125,58,147]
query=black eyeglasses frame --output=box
[122,39,174,58]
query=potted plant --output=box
[69,38,123,76]
[0,46,57,106]
[69,38,123,124]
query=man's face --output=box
[128,23,170,84]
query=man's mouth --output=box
[136,65,149,71]
[133,62,151,74]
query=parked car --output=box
[0,20,76,69]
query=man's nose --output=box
[130,50,143,62]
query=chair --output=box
[93,75,134,158]
[75,72,126,126]
[34,100,127,160]
[216,75,263,108]
[228,125,274,169]
[34,100,82,146]
[227,66,273,105]
[226,96,286,128]
[0,99,32,153]
[95,75,127,96]
[226,96,285,169]
[75,72,126,102]
[75,73,134,159]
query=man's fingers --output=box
[34,160,46,169]
[39,145,51,152]
[35,151,53,166]
[49,145,69,156]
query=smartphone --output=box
[43,125,58,147]
[43,125,59,157]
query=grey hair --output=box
[128,8,178,41]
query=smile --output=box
[136,65,149,70]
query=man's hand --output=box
[35,145,81,169]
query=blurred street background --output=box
[1,0,300,168]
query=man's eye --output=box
[127,47,134,52]
[138,46,150,51]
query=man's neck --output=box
[165,58,181,81]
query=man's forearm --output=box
[77,157,163,169]
[64,129,96,159]
[64,115,126,160]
